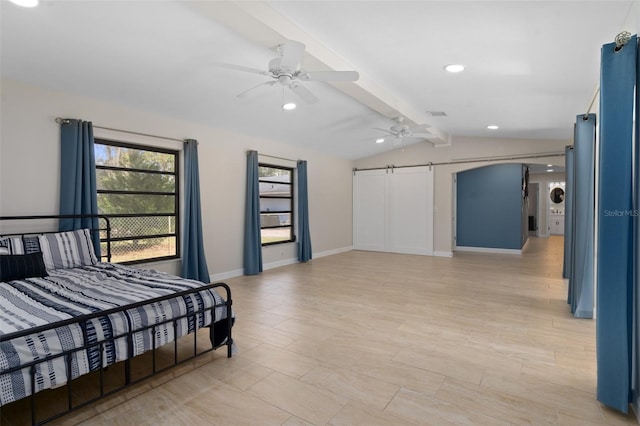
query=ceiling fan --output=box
[215,40,359,104]
[372,117,432,145]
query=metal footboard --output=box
[1,282,233,425]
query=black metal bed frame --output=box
[0,215,233,425]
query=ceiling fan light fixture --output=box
[487,124,499,130]
[9,0,38,6]
[375,138,385,144]
[444,64,465,73]
[226,40,358,105]
[282,102,297,111]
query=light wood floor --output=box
[3,236,639,425]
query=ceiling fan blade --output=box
[289,82,319,104]
[299,70,360,82]
[372,127,395,135]
[211,62,270,76]
[237,81,277,98]
[279,40,305,70]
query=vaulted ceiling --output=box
[1,1,636,159]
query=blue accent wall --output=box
[456,163,526,250]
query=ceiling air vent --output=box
[426,111,447,117]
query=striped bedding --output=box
[0,263,229,406]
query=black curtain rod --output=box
[55,118,185,143]
[257,152,299,163]
[353,151,565,173]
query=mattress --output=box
[0,263,229,406]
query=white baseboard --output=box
[434,251,453,257]
[264,247,353,269]
[210,257,300,281]
[392,248,434,256]
[455,246,523,255]
[210,269,243,282]
[208,246,352,280]
[263,257,299,271]
[314,246,353,258]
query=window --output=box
[259,164,295,245]
[94,139,179,263]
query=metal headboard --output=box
[0,214,112,262]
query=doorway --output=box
[528,182,539,236]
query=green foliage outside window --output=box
[95,141,178,263]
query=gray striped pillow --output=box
[0,237,25,255]
[0,238,11,255]
[38,229,98,271]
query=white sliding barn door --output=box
[353,166,434,255]
[388,166,434,255]
[353,169,386,251]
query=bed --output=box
[0,215,234,425]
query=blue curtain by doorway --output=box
[596,34,637,414]
[181,139,210,283]
[297,160,312,262]
[569,114,595,319]
[244,150,262,275]
[59,119,100,256]
[563,145,574,281]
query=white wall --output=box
[354,137,569,255]
[0,79,354,278]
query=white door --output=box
[353,169,386,251]
[353,167,434,255]
[388,166,434,255]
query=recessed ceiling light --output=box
[375,138,385,144]
[9,0,38,7]
[282,102,296,111]
[547,164,553,167]
[547,169,554,172]
[444,64,465,73]
[487,125,499,130]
